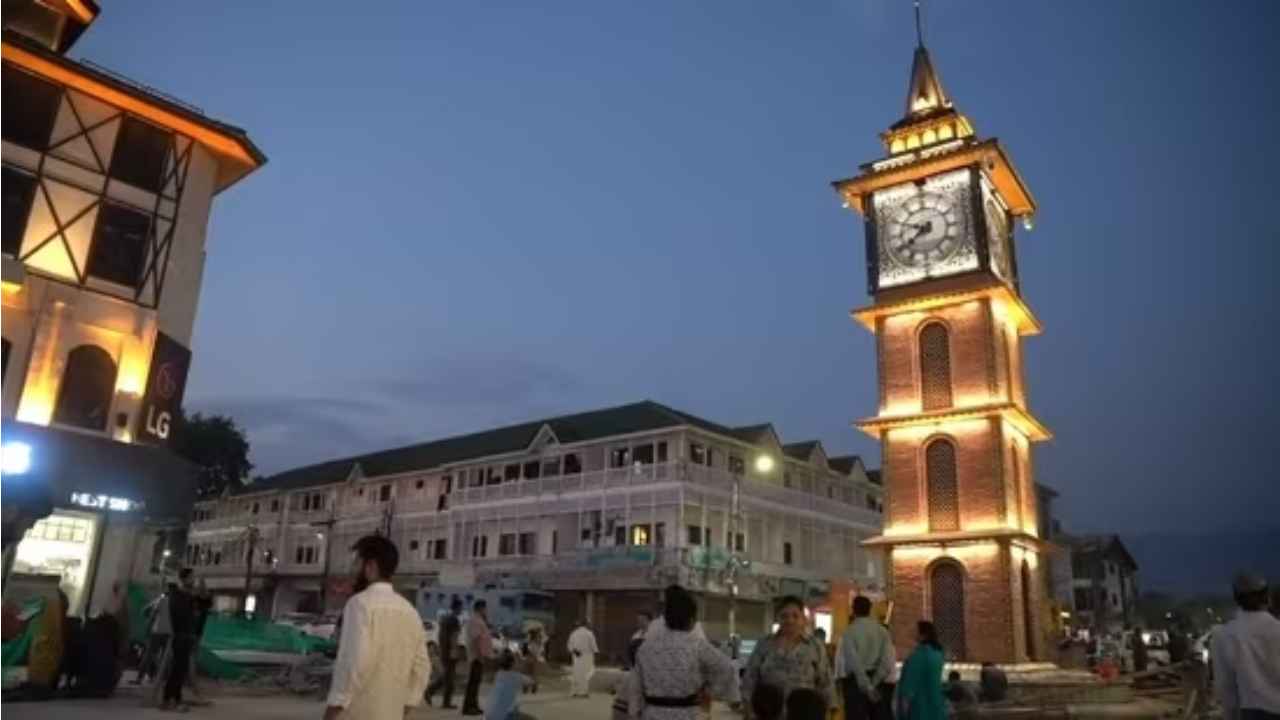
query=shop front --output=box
[1,420,199,617]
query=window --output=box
[3,167,38,257]
[610,447,630,468]
[925,438,960,532]
[614,524,626,546]
[437,494,448,512]
[783,542,793,565]
[689,442,707,465]
[931,561,968,660]
[518,532,536,555]
[409,539,420,551]
[109,116,170,192]
[53,344,117,430]
[88,203,150,287]
[379,484,391,502]
[472,535,489,558]
[3,65,61,150]
[433,539,447,559]
[251,502,260,515]
[522,461,540,480]
[442,474,453,493]
[734,532,745,552]
[504,464,520,482]
[657,442,668,463]
[633,444,654,465]
[541,458,561,477]
[1073,588,1092,611]
[631,524,651,546]
[728,455,745,475]
[919,322,953,410]
[827,486,835,499]
[312,493,323,510]
[270,499,280,512]
[499,533,517,556]
[655,523,666,547]
[551,530,558,555]
[783,472,792,488]
[357,487,365,497]
[415,479,424,490]
[564,453,582,474]
[687,525,703,546]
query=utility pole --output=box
[313,504,337,614]
[728,462,742,639]
[242,525,260,616]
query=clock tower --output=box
[834,31,1051,663]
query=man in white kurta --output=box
[326,536,430,720]
[567,620,599,697]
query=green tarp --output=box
[1,598,45,668]
[195,613,335,679]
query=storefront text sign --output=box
[70,492,145,512]
[135,333,192,445]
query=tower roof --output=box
[903,44,952,121]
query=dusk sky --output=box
[75,1,1277,536]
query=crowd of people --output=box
[92,530,1274,720]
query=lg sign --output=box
[136,334,191,446]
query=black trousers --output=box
[1242,710,1280,720]
[163,635,194,704]
[842,679,892,720]
[463,659,483,711]
[427,657,457,704]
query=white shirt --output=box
[645,616,706,641]
[328,582,430,720]
[1212,609,1280,716]
[569,625,599,657]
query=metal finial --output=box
[914,0,925,47]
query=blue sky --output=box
[76,1,1278,535]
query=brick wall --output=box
[883,419,1007,533]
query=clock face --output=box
[885,192,963,268]
[872,169,977,289]
[984,195,1011,281]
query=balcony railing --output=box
[451,461,881,528]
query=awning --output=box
[2,420,199,521]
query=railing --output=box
[450,461,881,528]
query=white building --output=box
[2,0,264,616]
[187,400,885,661]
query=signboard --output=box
[70,492,145,512]
[135,332,191,445]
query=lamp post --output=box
[728,454,773,639]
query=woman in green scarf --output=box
[895,621,946,720]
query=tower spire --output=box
[914,0,924,48]
[903,0,950,120]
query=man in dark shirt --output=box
[426,597,463,708]
[160,569,196,711]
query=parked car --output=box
[276,612,339,641]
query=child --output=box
[485,650,535,720]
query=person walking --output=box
[522,627,544,694]
[895,621,947,720]
[627,611,651,670]
[1212,573,1280,720]
[462,599,494,716]
[567,618,599,698]
[837,595,895,720]
[159,570,196,712]
[136,583,173,685]
[741,595,834,716]
[324,535,430,720]
[631,584,740,720]
[426,597,463,708]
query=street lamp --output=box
[728,454,774,638]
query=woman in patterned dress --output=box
[740,596,835,718]
[631,585,740,720]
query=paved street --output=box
[2,691,626,720]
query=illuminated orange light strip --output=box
[854,402,1052,442]
[851,284,1042,336]
[2,42,259,169]
[63,0,97,24]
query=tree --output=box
[171,409,253,498]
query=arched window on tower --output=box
[53,344,117,431]
[919,322,953,410]
[926,438,959,532]
[930,560,968,661]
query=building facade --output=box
[835,37,1052,663]
[1,1,263,616]
[1064,534,1139,635]
[185,400,885,661]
